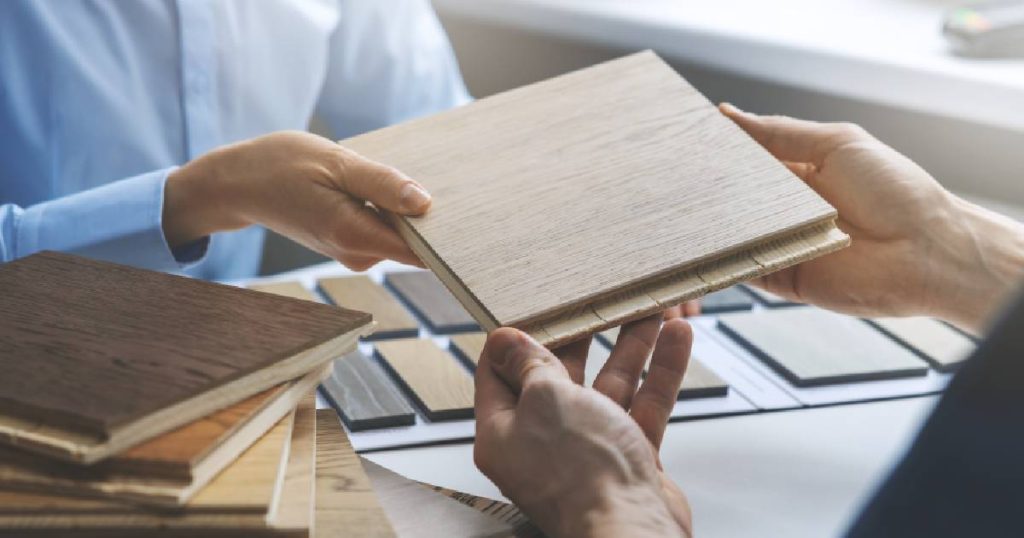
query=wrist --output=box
[553,480,684,538]
[163,148,244,247]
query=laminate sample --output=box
[249,281,321,302]
[418,481,543,538]
[314,409,395,538]
[699,287,755,314]
[868,317,976,372]
[318,276,419,340]
[0,251,370,463]
[273,393,317,531]
[673,359,729,400]
[341,51,848,347]
[385,271,478,333]
[718,308,931,387]
[361,457,517,537]
[319,351,416,431]
[374,339,475,421]
[449,332,488,368]
[0,366,325,506]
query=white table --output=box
[366,395,937,538]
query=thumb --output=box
[482,328,571,395]
[332,145,432,216]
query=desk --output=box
[365,395,936,537]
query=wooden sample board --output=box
[0,251,370,463]
[0,367,325,506]
[718,308,931,386]
[320,351,416,431]
[417,480,543,538]
[318,276,420,340]
[374,340,475,421]
[700,287,756,314]
[449,332,488,368]
[341,51,848,347]
[385,271,479,333]
[867,317,976,372]
[249,281,320,302]
[314,410,395,538]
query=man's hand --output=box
[474,317,693,538]
[163,131,430,270]
[721,104,1024,333]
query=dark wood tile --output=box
[718,308,930,387]
[385,271,479,333]
[319,351,416,431]
[318,276,419,340]
[374,339,475,421]
[700,286,755,313]
[0,251,369,442]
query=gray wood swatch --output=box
[374,340,475,421]
[385,271,479,333]
[700,286,755,313]
[718,308,931,387]
[319,351,416,431]
[867,317,976,372]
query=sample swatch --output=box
[318,276,420,340]
[320,351,416,431]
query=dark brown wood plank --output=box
[0,251,370,439]
[319,351,416,431]
[318,276,419,340]
[384,271,478,333]
[374,340,475,421]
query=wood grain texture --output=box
[249,282,321,302]
[0,251,370,463]
[314,410,395,538]
[449,332,487,368]
[341,51,847,346]
[867,317,976,372]
[374,340,475,421]
[417,481,543,538]
[384,271,478,333]
[271,393,316,532]
[699,287,755,314]
[718,308,931,387]
[318,276,419,340]
[319,351,416,431]
[360,458,517,537]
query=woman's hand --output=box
[721,104,1024,333]
[474,316,693,538]
[163,131,430,270]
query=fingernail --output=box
[400,182,431,213]
[487,330,526,367]
[720,102,744,114]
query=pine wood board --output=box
[249,282,321,302]
[318,276,420,340]
[314,410,395,538]
[0,251,371,464]
[341,51,847,347]
[384,271,478,333]
[0,405,314,536]
[718,308,932,387]
[373,340,475,421]
[0,366,326,506]
[867,317,976,372]
[448,332,487,368]
[319,351,416,432]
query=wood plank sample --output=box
[361,457,517,537]
[449,332,488,368]
[417,480,543,538]
[0,251,370,464]
[700,287,755,314]
[718,308,931,387]
[867,317,976,372]
[673,360,729,400]
[273,393,317,532]
[385,271,479,333]
[319,351,416,431]
[374,340,475,421]
[314,409,395,538]
[0,366,326,506]
[341,51,848,347]
[318,275,420,340]
[249,281,321,302]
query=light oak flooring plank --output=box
[867,317,976,372]
[320,351,416,431]
[449,332,488,368]
[249,281,320,302]
[374,340,475,421]
[318,276,419,340]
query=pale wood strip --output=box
[318,276,419,340]
[416,481,543,537]
[374,340,475,421]
[645,269,709,309]
[320,351,416,431]
[249,282,320,302]
[675,360,729,400]
[314,410,395,538]
[271,393,316,531]
[449,332,488,368]
[868,317,975,372]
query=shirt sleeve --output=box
[315,0,472,139]
[0,167,209,270]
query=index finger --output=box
[720,103,868,168]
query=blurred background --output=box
[262,0,1024,274]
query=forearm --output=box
[543,482,688,538]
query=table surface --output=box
[434,0,1024,132]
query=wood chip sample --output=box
[374,340,475,421]
[674,360,729,400]
[718,308,931,387]
[700,287,755,314]
[0,251,370,464]
[249,281,320,302]
[320,351,416,431]
[449,332,488,368]
[385,271,479,333]
[315,409,395,538]
[342,51,848,347]
[318,276,419,340]
[867,317,976,372]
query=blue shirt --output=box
[0,0,470,279]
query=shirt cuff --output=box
[16,167,210,271]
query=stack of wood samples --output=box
[340,50,849,347]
